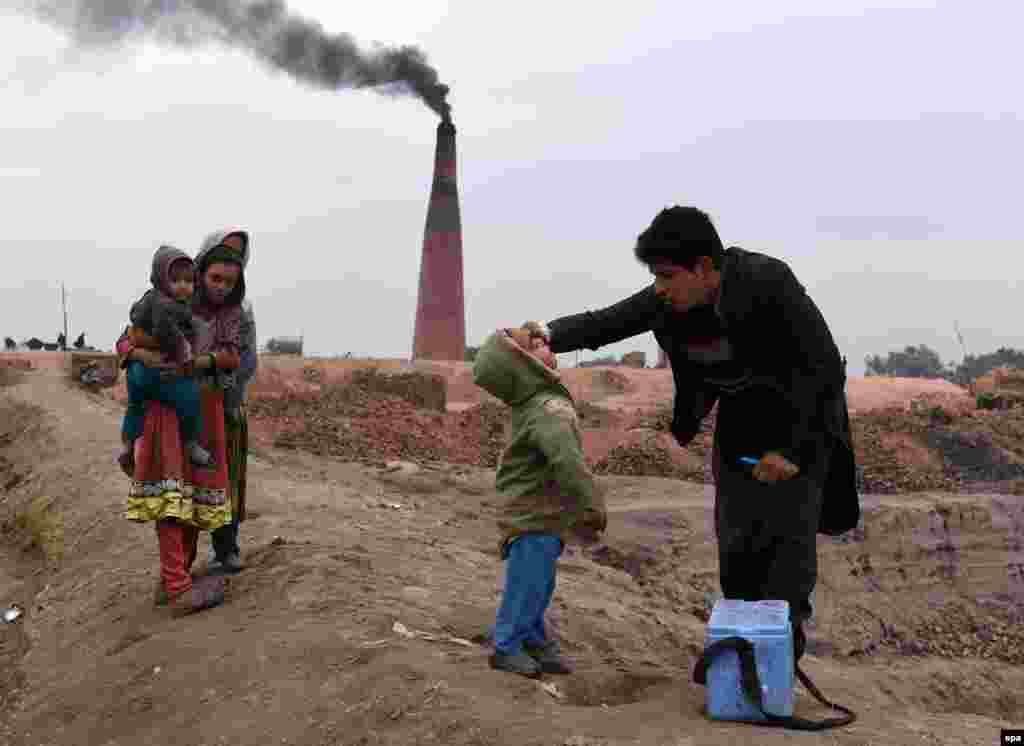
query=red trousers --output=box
[156,519,199,597]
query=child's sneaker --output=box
[525,640,573,674]
[489,650,542,678]
[186,441,214,467]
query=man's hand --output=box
[751,451,800,483]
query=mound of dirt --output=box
[594,440,685,480]
[246,362,322,400]
[852,407,1024,492]
[0,353,66,371]
[0,400,43,499]
[0,368,24,388]
[586,399,1024,495]
[592,368,630,394]
[590,405,714,482]
[3,366,1024,745]
[899,600,1024,663]
[249,357,410,399]
[990,366,1024,393]
[593,431,709,482]
[0,355,36,390]
[250,361,1024,498]
[852,412,962,494]
[846,376,972,414]
[924,429,1024,483]
[251,382,508,468]
[349,367,447,413]
[575,402,621,430]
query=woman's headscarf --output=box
[191,229,251,355]
[192,229,250,311]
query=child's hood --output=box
[472,329,563,406]
[150,245,193,299]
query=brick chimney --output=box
[411,120,465,361]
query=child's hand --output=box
[576,525,603,546]
[582,506,608,533]
[134,349,169,367]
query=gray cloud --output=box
[1,1,1023,376]
[18,0,451,118]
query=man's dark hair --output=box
[634,206,724,270]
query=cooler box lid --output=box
[707,599,790,636]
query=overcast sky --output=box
[1,0,1021,374]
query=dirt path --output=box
[0,369,1021,746]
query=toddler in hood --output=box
[118,245,213,474]
[472,321,608,678]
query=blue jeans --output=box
[122,361,202,444]
[494,533,563,655]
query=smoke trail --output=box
[20,0,451,120]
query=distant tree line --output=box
[865,344,1024,384]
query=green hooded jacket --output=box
[473,330,608,558]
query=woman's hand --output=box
[128,327,161,350]
[193,353,216,370]
[132,348,170,368]
[173,358,197,378]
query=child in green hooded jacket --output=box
[473,322,608,677]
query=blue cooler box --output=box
[705,599,794,721]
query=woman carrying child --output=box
[116,229,254,614]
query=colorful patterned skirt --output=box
[126,383,232,531]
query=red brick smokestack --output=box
[412,120,465,361]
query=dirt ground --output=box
[238,358,1022,496]
[1,358,1022,745]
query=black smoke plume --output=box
[23,0,451,120]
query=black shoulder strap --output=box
[692,636,856,731]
